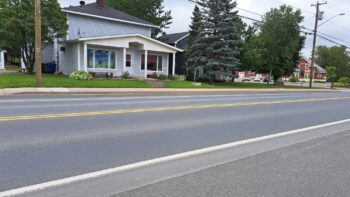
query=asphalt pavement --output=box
[1,92,350,196]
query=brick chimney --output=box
[96,0,104,8]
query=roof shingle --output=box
[62,3,157,27]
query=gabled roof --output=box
[161,32,189,44]
[300,56,326,74]
[65,34,183,53]
[160,32,189,51]
[62,3,158,28]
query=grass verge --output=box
[0,73,149,88]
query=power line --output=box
[302,26,350,46]
[184,0,349,49]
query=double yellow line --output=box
[0,97,349,122]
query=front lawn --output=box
[0,73,149,88]
[164,81,318,89]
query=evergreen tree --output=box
[186,5,203,80]
[190,0,241,82]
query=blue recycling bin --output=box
[41,61,57,73]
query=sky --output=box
[59,0,350,57]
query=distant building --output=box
[291,56,327,82]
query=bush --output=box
[121,71,130,79]
[337,77,349,84]
[149,72,158,79]
[157,74,168,80]
[288,76,299,83]
[69,71,92,80]
[334,82,349,87]
[314,80,326,83]
[171,75,186,82]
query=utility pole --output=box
[309,1,327,88]
[35,0,43,86]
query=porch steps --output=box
[143,79,166,88]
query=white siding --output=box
[62,43,79,75]
[42,42,55,63]
[68,14,152,40]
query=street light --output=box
[318,13,345,27]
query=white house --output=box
[0,50,5,70]
[43,0,182,78]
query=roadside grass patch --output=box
[0,73,149,88]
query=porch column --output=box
[172,53,176,76]
[144,50,148,78]
[167,53,170,76]
[123,48,126,72]
[0,51,4,69]
[77,43,81,71]
[83,43,88,72]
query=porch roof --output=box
[66,34,183,54]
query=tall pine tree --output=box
[190,0,241,82]
[186,5,204,80]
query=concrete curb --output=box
[0,87,337,96]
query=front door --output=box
[125,53,134,74]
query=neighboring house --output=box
[237,71,269,81]
[286,56,327,82]
[43,0,182,78]
[161,32,189,75]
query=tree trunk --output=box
[268,70,272,85]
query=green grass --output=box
[164,81,317,89]
[0,73,149,88]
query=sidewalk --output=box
[0,87,337,96]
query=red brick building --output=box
[291,57,327,82]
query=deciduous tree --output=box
[258,5,305,83]
[0,0,67,73]
[315,45,350,80]
[105,0,172,38]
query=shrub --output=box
[171,75,186,82]
[334,83,348,87]
[337,77,349,84]
[69,71,92,80]
[149,72,158,79]
[314,80,326,83]
[288,76,299,83]
[121,71,130,79]
[157,74,168,80]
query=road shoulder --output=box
[6,120,350,197]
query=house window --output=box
[87,48,116,69]
[141,54,164,71]
[126,54,132,67]
[305,64,309,69]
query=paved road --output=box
[1,92,350,196]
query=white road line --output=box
[0,93,332,103]
[1,119,350,197]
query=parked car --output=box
[263,77,270,83]
[242,77,251,82]
[254,77,261,82]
